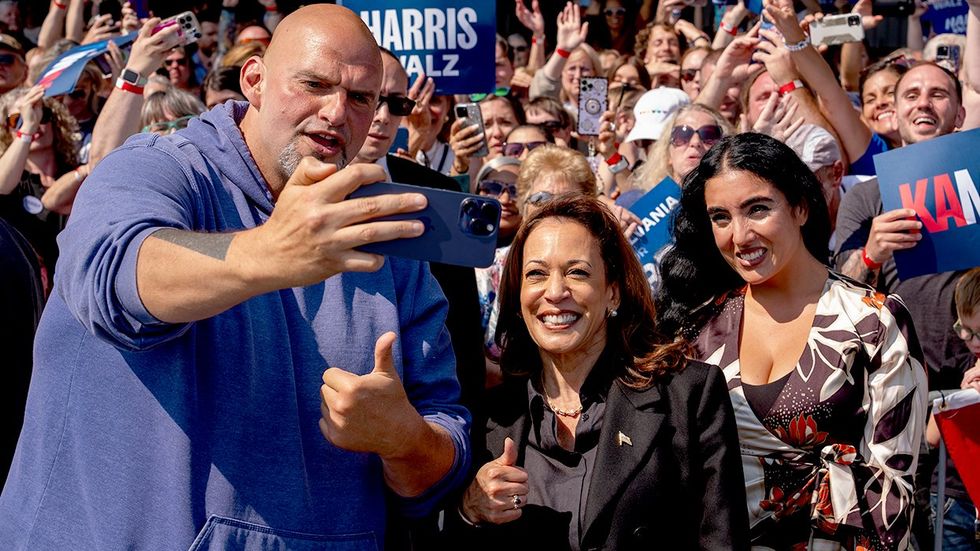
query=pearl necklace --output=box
[546,401,583,418]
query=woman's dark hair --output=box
[496,195,689,389]
[606,55,652,91]
[203,65,243,95]
[655,133,831,338]
[858,55,911,102]
[480,93,526,125]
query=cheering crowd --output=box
[1,0,979,549]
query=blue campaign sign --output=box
[338,0,495,95]
[37,34,136,97]
[627,177,682,287]
[874,128,980,279]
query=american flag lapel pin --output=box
[617,431,632,447]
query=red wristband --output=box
[605,152,623,166]
[720,21,737,35]
[15,130,34,143]
[778,79,804,96]
[115,78,145,95]
[532,36,544,45]
[556,48,571,58]
[53,0,67,9]
[264,3,278,11]
[861,248,882,270]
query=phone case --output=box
[348,182,501,268]
[153,11,202,46]
[455,103,489,158]
[577,77,608,136]
[809,14,865,46]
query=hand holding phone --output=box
[454,103,489,158]
[577,77,608,136]
[809,14,865,46]
[152,11,203,46]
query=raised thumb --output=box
[372,332,399,378]
[496,437,518,466]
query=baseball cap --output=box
[0,34,24,57]
[625,88,690,143]
[785,124,842,172]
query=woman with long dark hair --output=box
[656,133,927,550]
[446,195,749,549]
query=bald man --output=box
[0,5,470,549]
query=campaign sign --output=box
[339,0,495,95]
[874,128,980,279]
[627,177,682,287]
[37,34,136,97]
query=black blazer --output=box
[444,361,750,551]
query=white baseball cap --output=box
[625,88,691,143]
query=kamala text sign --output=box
[340,0,495,95]
[875,128,980,279]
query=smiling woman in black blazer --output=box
[443,196,749,550]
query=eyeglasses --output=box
[377,94,416,117]
[526,190,555,206]
[680,68,699,82]
[605,7,627,16]
[859,54,914,79]
[953,319,980,343]
[478,179,518,197]
[469,87,510,102]
[511,44,528,53]
[164,57,187,67]
[68,88,89,100]
[7,107,52,129]
[669,124,722,148]
[142,115,194,134]
[0,53,17,66]
[502,141,546,157]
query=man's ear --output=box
[831,160,845,189]
[240,55,265,108]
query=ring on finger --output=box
[511,494,522,509]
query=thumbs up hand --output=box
[319,332,418,458]
[460,438,529,525]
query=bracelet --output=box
[784,36,810,52]
[719,20,737,35]
[556,48,571,58]
[264,3,278,12]
[692,35,710,45]
[608,156,629,174]
[532,35,545,45]
[15,130,33,143]
[861,248,882,270]
[778,79,804,96]
[115,78,145,95]
[605,152,623,166]
[53,0,67,9]
[457,506,481,528]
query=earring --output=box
[608,308,618,318]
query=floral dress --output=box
[693,272,928,550]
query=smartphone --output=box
[872,0,914,17]
[96,0,122,22]
[577,77,608,136]
[152,11,202,46]
[389,127,409,154]
[348,182,502,268]
[454,103,489,158]
[936,44,961,73]
[809,14,865,46]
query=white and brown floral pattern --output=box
[694,272,928,550]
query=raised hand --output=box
[404,73,436,156]
[556,1,589,52]
[12,85,45,134]
[82,13,119,45]
[319,332,420,457]
[461,438,530,525]
[515,0,545,37]
[864,208,922,265]
[852,0,884,29]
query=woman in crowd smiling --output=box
[656,133,927,550]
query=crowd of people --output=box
[0,0,979,549]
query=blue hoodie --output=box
[0,102,470,550]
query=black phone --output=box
[96,0,123,21]
[348,182,501,268]
[936,44,961,72]
[872,0,915,17]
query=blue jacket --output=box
[0,102,470,550]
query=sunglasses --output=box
[68,88,89,100]
[526,190,555,206]
[534,120,565,133]
[478,179,518,197]
[859,54,914,78]
[0,53,17,66]
[377,94,416,116]
[142,115,194,134]
[7,107,53,129]
[680,68,699,82]
[503,141,546,157]
[605,7,627,16]
[511,44,528,53]
[164,57,187,67]
[469,87,510,102]
[953,319,980,343]
[669,124,722,148]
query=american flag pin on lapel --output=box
[617,431,632,447]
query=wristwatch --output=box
[119,69,148,87]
